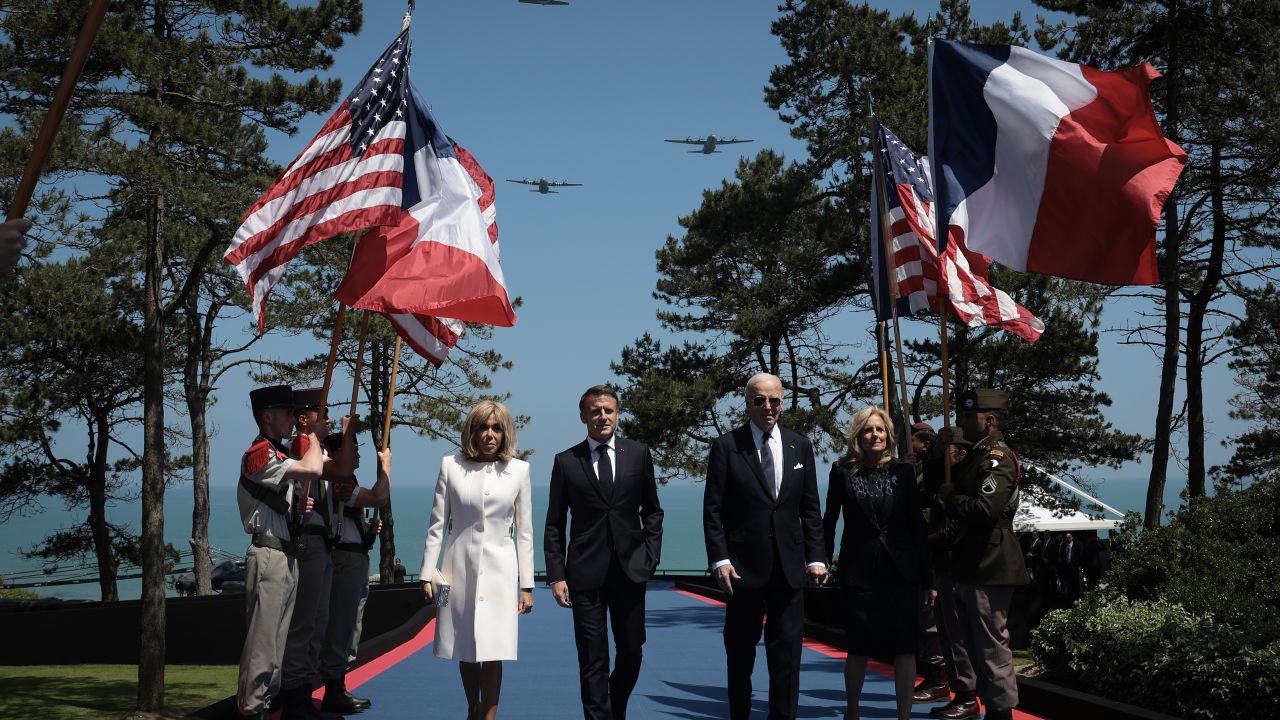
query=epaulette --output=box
[244,438,285,476]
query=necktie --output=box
[597,444,614,498]
[760,431,776,499]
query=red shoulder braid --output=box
[243,439,276,476]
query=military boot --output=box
[932,690,980,720]
[913,657,952,704]
[321,676,371,714]
[279,684,327,720]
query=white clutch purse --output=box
[430,568,450,608]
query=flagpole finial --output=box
[402,11,412,32]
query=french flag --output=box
[336,83,516,333]
[929,39,1186,286]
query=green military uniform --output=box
[933,389,1028,720]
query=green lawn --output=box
[0,664,236,720]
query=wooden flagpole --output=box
[940,301,952,485]
[380,336,403,452]
[7,0,110,221]
[348,311,371,417]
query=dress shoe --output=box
[913,659,952,703]
[936,699,981,720]
[931,691,979,719]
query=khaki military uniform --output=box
[236,436,299,716]
[937,429,1028,715]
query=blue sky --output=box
[199,1,1226,504]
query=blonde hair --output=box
[845,405,896,468]
[460,400,517,462]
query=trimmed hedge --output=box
[1032,594,1280,719]
[1031,477,1280,719]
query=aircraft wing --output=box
[505,179,537,185]
[519,0,569,4]
[664,138,705,145]
[549,181,583,187]
[718,138,753,144]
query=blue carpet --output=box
[350,583,948,718]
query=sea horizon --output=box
[0,473,1184,602]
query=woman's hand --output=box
[422,581,434,603]
[518,589,534,614]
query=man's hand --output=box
[0,218,32,274]
[378,448,392,475]
[922,588,938,609]
[333,479,354,502]
[370,518,382,535]
[551,580,572,608]
[342,414,364,435]
[302,496,315,515]
[806,564,829,586]
[714,564,741,596]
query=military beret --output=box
[959,388,1009,412]
[292,387,324,410]
[250,384,293,414]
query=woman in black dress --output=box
[823,406,935,720]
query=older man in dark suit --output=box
[545,384,664,720]
[703,372,827,720]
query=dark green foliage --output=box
[1032,593,1280,719]
[1033,476,1280,718]
[1217,287,1280,488]
[614,151,863,479]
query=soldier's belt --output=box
[251,532,298,557]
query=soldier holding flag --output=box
[236,384,323,720]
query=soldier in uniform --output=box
[928,389,1029,720]
[317,426,392,714]
[277,388,349,720]
[236,384,324,720]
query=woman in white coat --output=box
[422,400,535,720]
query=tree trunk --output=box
[1183,140,1226,499]
[184,296,213,595]
[90,413,119,602]
[137,191,167,711]
[1146,14,1182,529]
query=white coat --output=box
[421,454,535,662]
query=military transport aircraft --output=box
[518,0,569,5]
[506,178,583,194]
[664,133,753,154]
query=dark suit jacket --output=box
[822,461,933,589]
[544,437,664,591]
[702,423,825,590]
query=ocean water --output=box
[0,473,1182,602]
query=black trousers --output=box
[723,559,804,720]
[570,556,647,720]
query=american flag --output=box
[871,121,1043,342]
[224,31,413,331]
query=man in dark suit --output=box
[545,384,664,720]
[703,372,827,720]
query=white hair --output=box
[744,372,782,396]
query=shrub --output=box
[1031,593,1280,719]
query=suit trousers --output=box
[724,561,804,720]
[952,582,1018,712]
[319,548,370,679]
[237,544,298,714]
[570,556,647,720]
[936,575,977,693]
[281,537,333,690]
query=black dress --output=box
[823,460,933,657]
